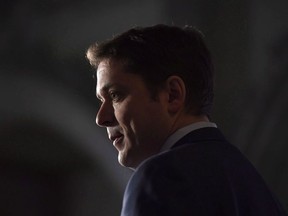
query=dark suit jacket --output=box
[120,127,287,216]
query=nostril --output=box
[96,118,115,127]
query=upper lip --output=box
[108,128,123,141]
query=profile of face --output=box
[96,60,174,168]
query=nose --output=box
[96,101,116,127]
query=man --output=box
[86,24,287,215]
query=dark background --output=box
[1,0,288,215]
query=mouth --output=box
[109,133,124,150]
[113,135,124,150]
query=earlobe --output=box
[166,76,186,114]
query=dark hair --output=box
[87,24,214,116]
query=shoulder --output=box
[137,137,243,172]
[130,138,257,195]
[122,140,238,216]
[129,139,238,193]
[122,134,287,216]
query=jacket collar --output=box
[172,127,227,149]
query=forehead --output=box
[96,59,125,86]
[97,58,129,76]
[96,59,145,95]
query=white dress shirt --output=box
[160,121,217,153]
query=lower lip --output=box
[113,136,124,150]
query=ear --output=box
[165,76,186,114]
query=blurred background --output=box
[1,0,287,215]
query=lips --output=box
[108,130,124,150]
[112,135,124,150]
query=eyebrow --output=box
[96,83,123,100]
[96,83,111,99]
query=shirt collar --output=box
[160,121,217,153]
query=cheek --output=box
[113,103,134,128]
[130,107,164,137]
[114,100,166,137]
[114,104,145,136]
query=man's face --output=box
[96,60,171,168]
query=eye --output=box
[109,91,121,101]
[110,92,117,98]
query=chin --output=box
[118,153,130,167]
[118,154,138,169]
